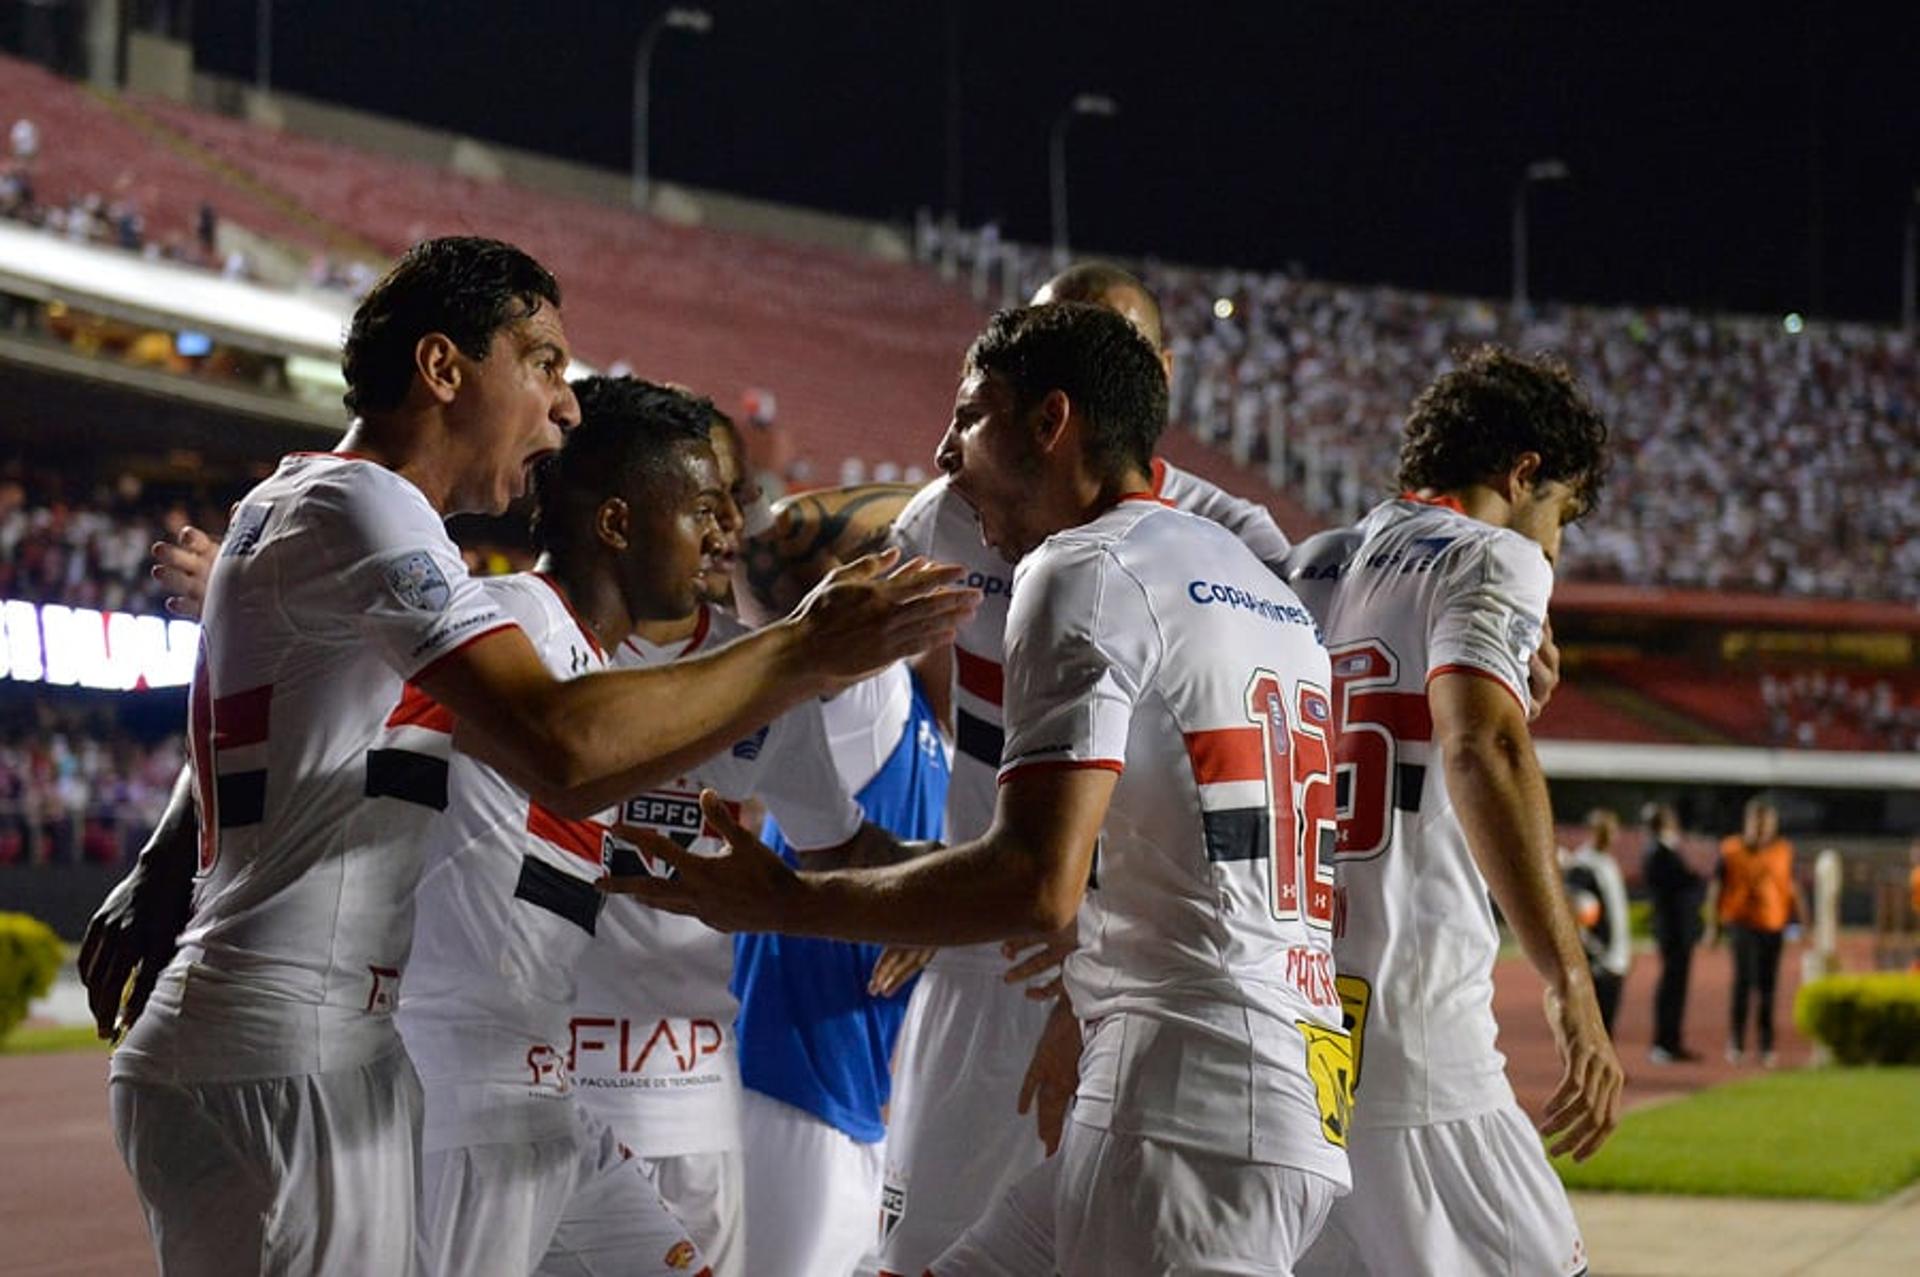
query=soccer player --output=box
[875,262,1293,1276]
[85,237,974,1275]
[607,301,1352,1276]
[394,376,732,1277]
[1288,345,1621,1277]
[560,404,941,1277]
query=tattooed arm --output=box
[734,481,954,731]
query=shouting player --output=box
[608,302,1351,1276]
[84,237,975,1275]
[875,261,1293,1277]
[1290,346,1620,1277]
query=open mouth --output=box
[520,449,558,495]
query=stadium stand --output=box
[932,228,1920,605]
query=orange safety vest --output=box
[1718,836,1797,932]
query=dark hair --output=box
[1396,345,1609,518]
[965,301,1168,477]
[532,376,714,556]
[341,236,560,416]
[1036,260,1165,350]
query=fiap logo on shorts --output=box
[383,550,452,612]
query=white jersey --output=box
[1283,497,1553,1129]
[893,461,1290,976]
[1001,497,1347,1183]
[569,604,863,1157]
[397,572,616,1153]
[113,453,514,1085]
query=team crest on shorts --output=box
[879,1181,906,1243]
[1297,1020,1357,1148]
[663,1239,697,1270]
[383,551,451,612]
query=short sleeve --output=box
[998,541,1159,781]
[1426,532,1552,709]
[891,479,945,559]
[1157,461,1292,574]
[755,697,866,851]
[300,468,514,680]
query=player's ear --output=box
[414,333,462,405]
[1032,388,1072,455]
[1501,451,1544,501]
[593,496,631,552]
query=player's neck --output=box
[532,553,635,653]
[1070,462,1157,527]
[336,416,458,514]
[1420,485,1509,528]
[629,610,703,649]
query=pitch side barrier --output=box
[1533,740,1920,790]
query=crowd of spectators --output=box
[0,699,183,867]
[0,470,236,617]
[1760,670,1920,752]
[919,218,1920,604]
[4,115,252,278]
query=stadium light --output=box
[632,7,716,212]
[1050,93,1120,267]
[1512,157,1570,312]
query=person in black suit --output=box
[1642,803,1707,1063]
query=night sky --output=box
[190,1,1920,324]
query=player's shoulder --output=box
[276,451,440,536]
[477,572,566,642]
[1367,499,1550,587]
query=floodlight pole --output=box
[256,0,271,95]
[633,7,714,213]
[1512,158,1569,312]
[1050,93,1118,268]
[1902,185,1918,334]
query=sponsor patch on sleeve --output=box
[383,550,453,612]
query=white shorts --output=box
[110,1046,422,1277]
[638,1150,746,1277]
[876,964,1052,1276]
[1295,1102,1587,1277]
[420,1106,703,1277]
[936,1118,1338,1277]
[741,1087,885,1277]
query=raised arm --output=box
[1430,671,1622,1160]
[424,553,975,817]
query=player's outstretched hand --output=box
[152,526,220,620]
[1538,978,1624,1162]
[1017,996,1083,1156]
[77,829,196,1042]
[788,550,978,688]
[1527,616,1560,722]
[868,947,936,998]
[1001,923,1077,1002]
[600,791,799,934]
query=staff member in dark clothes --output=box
[1641,803,1706,1063]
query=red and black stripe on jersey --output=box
[365,684,455,810]
[954,645,1005,768]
